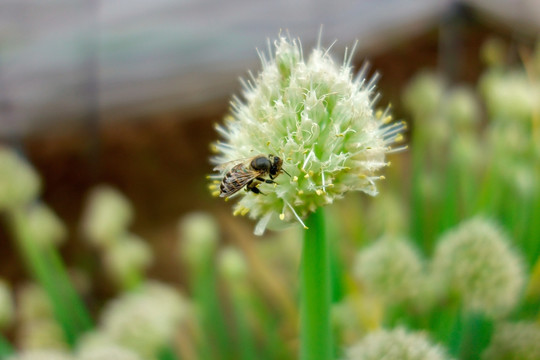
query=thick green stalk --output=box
[44,246,93,332]
[229,288,257,360]
[300,208,332,360]
[192,259,231,360]
[8,207,92,346]
[0,334,13,358]
[158,345,180,360]
[9,208,77,345]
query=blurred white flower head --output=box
[431,217,525,317]
[354,236,425,304]
[100,281,188,359]
[481,321,540,360]
[103,233,153,288]
[81,186,133,248]
[218,246,248,282]
[178,212,219,266]
[0,147,41,211]
[25,203,67,247]
[210,36,405,234]
[345,327,450,360]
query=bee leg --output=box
[256,176,276,184]
[247,180,266,195]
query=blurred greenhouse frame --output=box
[1,1,540,360]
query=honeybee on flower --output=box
[209,35,406,234]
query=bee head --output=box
[269,154,283,176]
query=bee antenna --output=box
[282,169,291,177]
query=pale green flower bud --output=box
[16,284,67,350]
[402,72,445,120]
[482,322,540,360]
[450,133,484,172]
[345,327,450,360]
[0,147,41,211]
[0,279,14,329]
[25,203,67,247]
[103,233,153,287]
[7,350,73,360]
[443,86,480,132]
[480,70,539,122]
[18,320,67,351]
[218,247,248,282]
[100,281,188,359]
[366,191,408,236]
[178,212,219,266]
[18,283,54,322]
[354,236,425,304]
[480,38,507,67]
[431,218,525,317]
[81,186,133,248]
[210,36,405,234]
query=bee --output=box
[214,154,289,198]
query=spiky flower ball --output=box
[0,147,40,211]
[210,36,405,234]
[345,327,450,360]
[481,322,540,360]
[431,217,525,317]
[354,236,425,304]
[99,281,188,359]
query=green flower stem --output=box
[300,208,332,360]
[456,313,493,360]
[8,207,76,344]
[43,246,93,332]
[438,159,459,233]
[8,207,92,346]
[158,345,180,360]
[229,287,257,360]
[0,334,13,358]
[410,130,432,252]
[192,260,231,360]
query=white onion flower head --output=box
[100,281,188,359]
[103,233,153,287]
[354,236,425,304]
[210,36,405,234]
[345,327,450,360]
[178,212,219,266]
[218,246,248,282]
[25,203,67,247]
[443,86,480,132]
[481,321,540,360]
[18,319,67,350]
[0,147,41,211]
[431,217,525,317]
[17,283,54,322]
[81,186,133,248]
[480,70,540,122]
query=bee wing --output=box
[219,165,260,197]
[213,157,252,172]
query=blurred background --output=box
[1,0,540,359]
